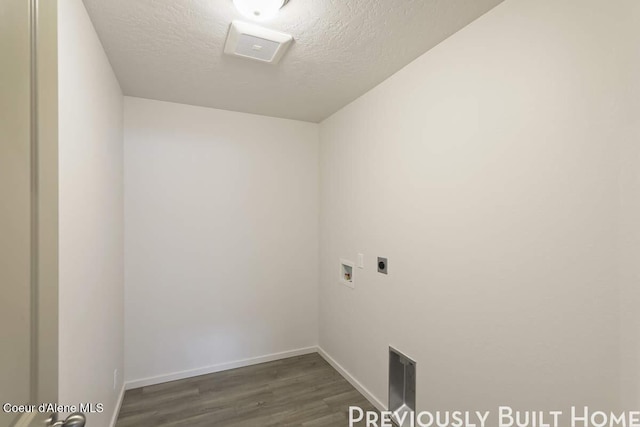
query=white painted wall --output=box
[319,0,636,415]
[124,97,319,384]
[58,0,124,426]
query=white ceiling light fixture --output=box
[232,0,288,22]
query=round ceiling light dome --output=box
[233,0,286,22]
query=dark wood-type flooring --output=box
[115,353,377,427]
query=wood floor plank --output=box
[116,353,378,426]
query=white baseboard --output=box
[317,346,386,412]
[109,383,126,427]
[124,346,318,390]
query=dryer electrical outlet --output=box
[378,257,388,274]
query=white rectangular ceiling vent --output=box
[224,21,293,64]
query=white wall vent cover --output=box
[224,21,293,64]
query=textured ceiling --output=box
[83,0,504,123]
